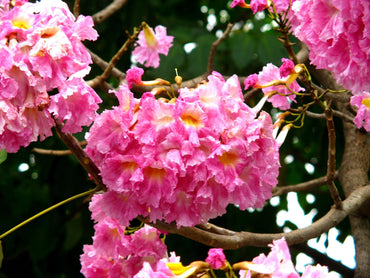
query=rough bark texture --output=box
[304,67,370,278]
[338,115,370,278]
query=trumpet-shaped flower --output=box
[126,66,144,88]
[289,0,370,94]
[80,218,168,278]
[85,72,280,228]
[0,0,100,152]
[245,59,304,110]
[238,238,328,278]
[132,23,173,68]
[350,91,370,131]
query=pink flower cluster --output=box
[350,91,370,132]
[80,218,168,278]
[289,0,370,95]
[238,238,328,278]
[0,0,101,152]
[245,59,304,110]
[230,0,297,14]
[132,23,173,68]
[85,71,280,227]
[133,238,328,277]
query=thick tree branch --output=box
[307,66,369,277]
[92,0,128,24]
[338,105,370,278]
[144,184,370,249]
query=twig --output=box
[325,106,343,209]
[88,49,126,80]
[32,141,87,156]
[292,243,355,277]
[207,23,234,75]
[53,118,105,191]
[272,172,338,196]
[92,0,128,24]
[73,0,80,17]
[273,13,298,64]
[0,186,99,240]
[144,184,370,248]
[305,110,354,123]
[88,23,145,89]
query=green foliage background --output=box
[0,1,348,277]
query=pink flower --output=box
[86,72,280,227]
[301,265,329,278]
[134,261,175,278]
[80,219,168,278]
[245,60,304,110]
[250,0,268,13]
[126,66,144,88]
[230,0,250,9]
[289,0,370,94]
[0,0,100,152]
[132,23,173,68]
[134,252,181,278]
[239,238,328,278]
[279,58,296,78]
[206,248,227,269]
[48,78,101,134]
[244,73,259,89]
[350,91,370,131]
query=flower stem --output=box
[0,187,99,240]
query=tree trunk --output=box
[338,106,370,278]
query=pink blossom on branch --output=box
[244,59,304,110]
[85,73,280,228]
[350,91,370,131]
[132,23,173,68]
[238,238,329,278]
[0,0,100,152]
[80,219,168,278]
[289,0,370,94]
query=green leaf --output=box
[0,150,7,165]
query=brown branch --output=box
[338,102,370,277]
[53,118,105,191]
[92,0,128,24]
[325,106,342,209]
[207,23,234,75]
[88,49,126,81]
[292,243,355,277]
[73,0,80,17]
[272,172,338,196]
[33,141,87,156]
[33,148,71,156]
[144,184,370,249]
[305,110,354,123]
[88,23,144,89]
